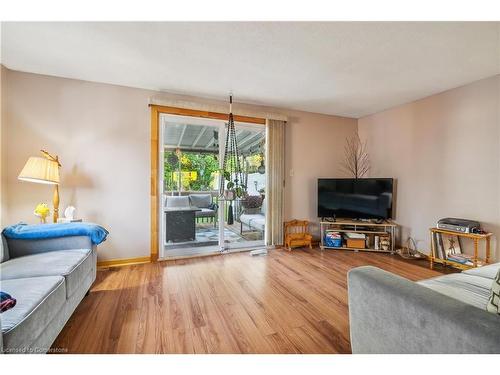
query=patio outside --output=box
[162,121,266,250]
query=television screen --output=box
[318,178,394,219]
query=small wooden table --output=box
[429,227,492,270]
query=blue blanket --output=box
[2,223,109,245]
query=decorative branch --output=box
[340,134,370,179]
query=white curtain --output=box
[265,119,286,246]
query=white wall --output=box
[3,67,152,261]
[359,75,500,261]
[1,67,357,260]
[284,109,357,236]
[4,67,498,262]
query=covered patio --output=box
[162,120,266,250]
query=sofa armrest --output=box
[5,235,95,259]
[0,320,3,354]
[348,266,500,354]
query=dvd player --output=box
[437,218,480,234]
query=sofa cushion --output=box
[462,262,500,280]
[0,249,92,299]
[189,194,212,208]
[242,195,263,209]
[418,273,493,310]
[165,196,190,208]
[195,208,216,217]
[1,276,66,352]
[0,235,9,263]
[243,207,261,215]
[5,235,93,259]
[486,269,500,314]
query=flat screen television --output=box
[318,178,394,219]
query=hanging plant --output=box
[257,155,265,174]
[221,167,246,199]
[219,95,247,201]
[166,153,179,166]
[257,138,266,174]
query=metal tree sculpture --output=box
[340,134,370,179]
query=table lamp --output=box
[18,150,61,223]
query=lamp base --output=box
[53,184,60,223]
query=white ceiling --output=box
[1,22,499,118]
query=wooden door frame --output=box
[150,104,266,261]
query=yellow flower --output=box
[34,203,50,219]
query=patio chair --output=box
[189,194,218,227]
[239,195,265,234]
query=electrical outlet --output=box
[289,169,294,177]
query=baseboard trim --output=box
[158,246,275,262]
[97,256,151,269]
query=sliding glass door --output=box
[159,115,266,259]
[160,115,222,258]
[222,123,266,252]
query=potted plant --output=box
[218,95,248,225]
[222,170,246,200]
[221,169,247,224]
[258,187,265,200]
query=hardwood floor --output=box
[52,248,451,354]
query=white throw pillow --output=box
[486,269,500,314]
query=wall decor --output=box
[340,134,370,179]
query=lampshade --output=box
[18,156,60,185]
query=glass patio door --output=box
[159,115,266,259]
[160,115,223,258]
[222,122,266,253]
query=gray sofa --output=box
[0,234,97,353]
[348,263,500,353]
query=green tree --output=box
[164,151,220,191]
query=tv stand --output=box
[320,219,397,253]
[322,217,336,223]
